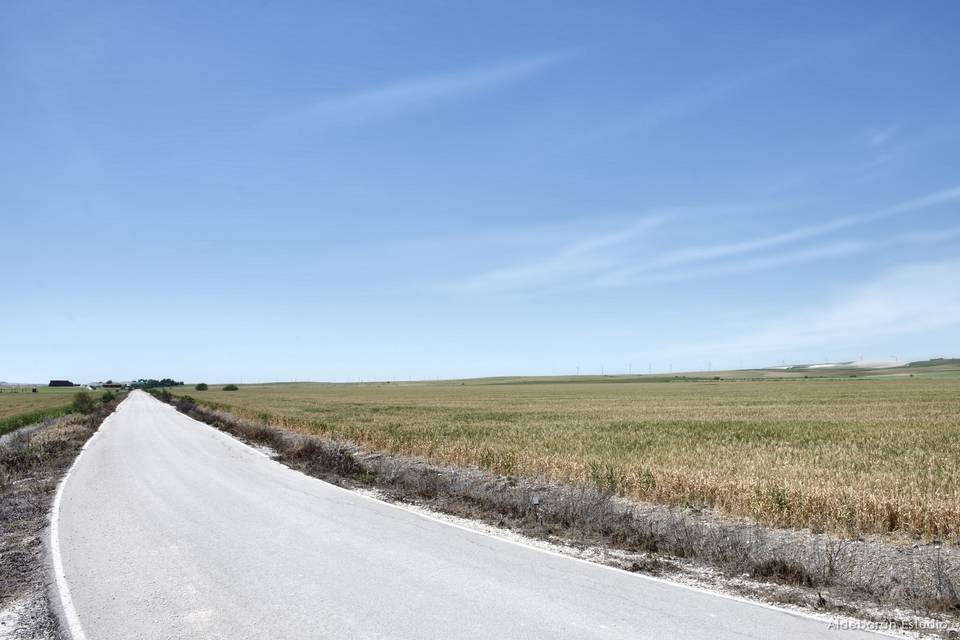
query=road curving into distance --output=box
[50,390,885,639]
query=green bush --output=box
[72,390,97,414]
[195,383,209,391]
[222,384,239,391]
[150,388,173,403]
[100,390,116,404]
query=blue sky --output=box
[2,1,959,383]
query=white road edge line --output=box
[163,398,903,638]
[50,408,120,640]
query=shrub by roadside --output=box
[71,390,97,414]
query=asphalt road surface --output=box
[51,391,884,639]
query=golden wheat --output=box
[177,378,960,540]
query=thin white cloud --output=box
[857,153,895,172]
[599,242,865,287]
[268,51,576,132]
[449,215,670,292]
[575,71,757,143]
[866,124,900,147]
[897,225,960,244]
[445,185,960,294]
[600,224,960,287]
[723,260,960,353]
[592,185,960,285]
[574,37,849,145]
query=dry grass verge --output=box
[0,400,120,639]
[168,395,959,635]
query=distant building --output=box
[49,380,76,387]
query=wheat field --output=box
[175,376,960,540]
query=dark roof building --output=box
[49,380,76,387]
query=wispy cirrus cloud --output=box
[599,242,865,287]
[602,224,960,288]
[597,185,960,285]
[866,123,900,147]
[574,33,860,145]
[267,50,576,132]
[569,29,887,148]
[573,73,754,143]
[448,214,670,293]
[721,259,960,354]
[445,185,960,293]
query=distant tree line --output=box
[130,378,184,390]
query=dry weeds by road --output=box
[171,377,960,541]
[163,393,960,638]
[0,401,118,639]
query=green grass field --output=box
[0,387,93,436]
[175,370,960,541]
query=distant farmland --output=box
[0,387,86,435]
[176,372,960,540]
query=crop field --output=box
[0,387,89,435]
[176,374,960,540]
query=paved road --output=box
[52,391,882,639]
